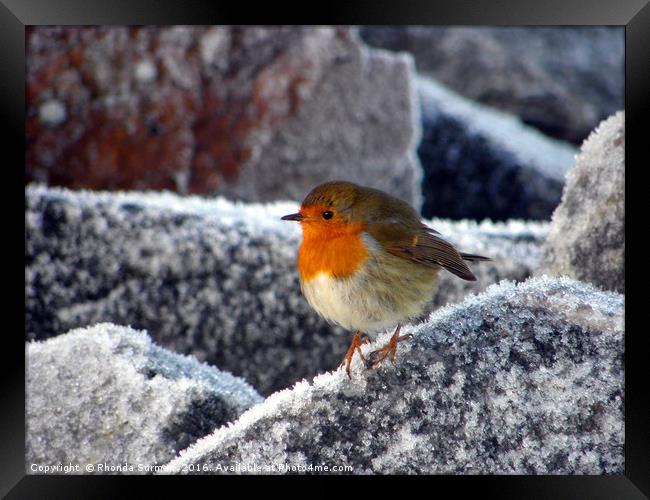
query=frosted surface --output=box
[538,111,624,293]
[418,77,577,182]
[163,277,623,475]
[417,76,578,221]
[26,323,262,472]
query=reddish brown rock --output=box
[26,27,422,206]
[28,27,199,192]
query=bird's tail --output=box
[460,252,491,262]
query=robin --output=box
[282,181,489,377]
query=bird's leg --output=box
[339,331,369,378]
[366,324,413,368]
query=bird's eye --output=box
[322,211,333,220]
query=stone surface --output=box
[360,26,624,145]
[26,323,262,473]
[163,277,624,475]
[417,77,577,222]
[26,185,546,395]
[26,26,422,208]
[538,112,625,293]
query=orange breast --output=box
[298,223,369,281]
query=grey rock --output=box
[163,277,624,475]
[417,77,577,221]
[228,29,424,210]
[26,185,546,396]
[360,26,624,144]
[26,323,262,473]
[538,112,625,293]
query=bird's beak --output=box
[281,212,304,222]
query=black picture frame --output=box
[3,1,645,497]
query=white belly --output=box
[299,234,439,334]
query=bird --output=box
[281,181,489,377]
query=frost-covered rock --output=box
[26,323,262,473]
[163,277,624,475]
[360,26,624,144]
[420,218,547,318]
[26,26,422,208]
[26,185,545,395]
[538,112,625,293]
[417,77,577,221]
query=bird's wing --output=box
[367,222,479,281]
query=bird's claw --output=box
[339,331,369,378]
[366,329,413,369]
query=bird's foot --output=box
[339,331,369,378]
[366,325,412,368]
